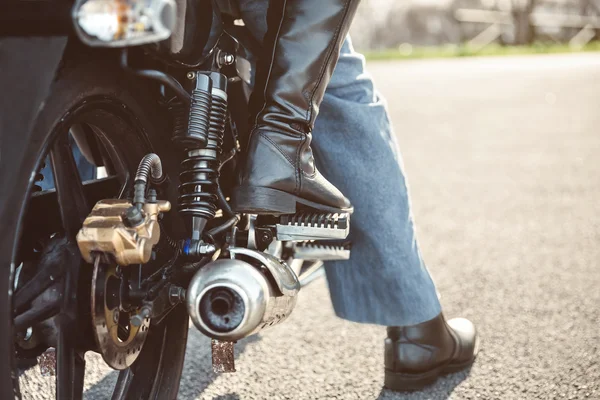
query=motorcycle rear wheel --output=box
[3,55,188,400]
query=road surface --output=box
[20,53,600,399]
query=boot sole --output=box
[384,355,477,392]
[232,186,354,215]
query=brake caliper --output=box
[76,199,170,266]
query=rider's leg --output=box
[313,40,478,390]
[231,0,359,215]
[313,38,441,327]
[238,0,440,328]
[239,2,478,391]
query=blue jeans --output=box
[239,0,441,326]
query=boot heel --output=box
[384,367,442,392]
[232,186,297,215]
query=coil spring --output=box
[178,80,227,220]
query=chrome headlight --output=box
[73,0,176,47]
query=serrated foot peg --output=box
[275,213,350,241]
[293,242,351,261]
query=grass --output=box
[363,41,600,61]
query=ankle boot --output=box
[232,0,359,215]
[384,313,479,391]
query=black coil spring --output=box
[178,90,227,220]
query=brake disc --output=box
[91,257,150,370]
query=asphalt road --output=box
[20,53,600,399]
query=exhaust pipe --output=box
[186,249,300,341]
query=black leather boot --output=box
[384,313,479,391]
[231,0,359,215]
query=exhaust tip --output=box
[199,287,245,333]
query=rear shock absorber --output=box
[173,72,228,256]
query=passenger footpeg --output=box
[275,213,350,241]
[293,242,351,261]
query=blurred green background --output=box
[350,0,600,60]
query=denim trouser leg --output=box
[312,40,441,326]
[238,0,441,327]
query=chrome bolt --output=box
[130,314,143,327]
[187,71,196,80]
[113,310,120,324]
[198,243,217,254]
[190,241,216,255]
[224,54,235,65]
[130,305,152,327]
[219,52,235,66]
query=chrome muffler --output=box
[186,247,300,341]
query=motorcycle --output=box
[0,0,351,398]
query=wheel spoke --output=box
[55,234,86,398]
[70,124,104,167]
[13,237,79,312]
[14,300,61,331]
[92,127,129,195]
[56,326,86,400]
[111,370,133,400]
[49,133,89,237]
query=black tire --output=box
[3,52,188,399]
